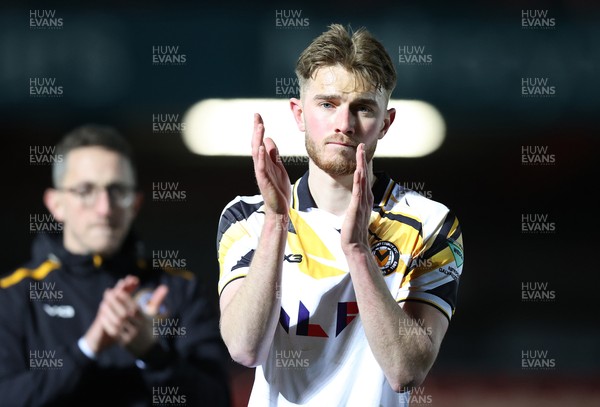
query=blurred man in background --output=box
[0,124,230,406]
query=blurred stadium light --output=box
[181,98,445,157]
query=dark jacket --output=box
[0,233,231,407]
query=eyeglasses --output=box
[57,183,136,208]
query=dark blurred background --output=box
[2,0,599,405]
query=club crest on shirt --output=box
[371,241,400,276]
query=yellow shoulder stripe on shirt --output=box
[0,259,60,289]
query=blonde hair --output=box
[295,23,397,97]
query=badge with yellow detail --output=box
[134,288,169,318]
[371,241,400,276]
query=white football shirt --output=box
[218,171,464,406]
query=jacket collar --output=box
[31,232,143,276]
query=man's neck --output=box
[63,234,117,259]
[307,160,375,216]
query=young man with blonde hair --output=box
[218,24,464,406]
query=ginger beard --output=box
[305,132,377,176]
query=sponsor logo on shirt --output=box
[283,254,303,263]
[448,241,464,267]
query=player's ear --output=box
[44,188,65,222]
[290,98,305,132]
[378,107,396,140]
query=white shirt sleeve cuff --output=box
[77,337,97,360]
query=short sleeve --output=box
[396,211,464,320]
[216,195,264,295]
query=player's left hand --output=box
[341,144,374,254]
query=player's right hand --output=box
[251,113,291,216]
